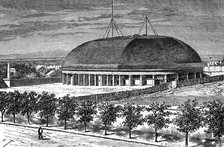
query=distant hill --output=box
[0,50,69,60]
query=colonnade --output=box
[61,72,203,86]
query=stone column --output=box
[62,73,65,84]
[94,75,97,86]
[129,75,133,86]
[118,75,121,86]
[99,75,103,86]
[83,74,86,86]
[152,75,155,86]
[89,74,91,86]
[66,74,69,85]
[78,74,80,86]
[139,75,143,86]
[75,74,79,85]
[71,74,74,85]
[164,74,167,83]
[107,75,109,86]
[176,74,179,81]
[186,73,189,81]
[199,72,202,79]
[112,75,114,86]
[194,73,197,79]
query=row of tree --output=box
[0,91,224,147]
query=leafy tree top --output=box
[203,99,224,137]
[20,91,38,116]
[0,91,8,112]
[122,103,144,129]
[98,102,121,126]
[58,95,78,121]
[38,91,58,118]
[145,102,171,130]
[175,99,203,133]
[77,100,97,124]
[6,91,22,115]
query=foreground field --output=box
[0,124,157,147]
[115,81,224,106]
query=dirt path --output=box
[0,124,159,147]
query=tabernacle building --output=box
[61,35,203,87]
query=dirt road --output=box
[0,124,158,147]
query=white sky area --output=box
[0,0,223,55]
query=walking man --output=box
[38,126,43,139]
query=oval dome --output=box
[63,35,202,71]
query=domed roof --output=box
[63,35,202,72]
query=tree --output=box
[57,95,78,129]
[174,99,203,147]
[98,102,121,135]
[203,100,224,147]
[77,100,97,132]
[38,92,58,127]
[145,102,171,142]
[122,103,144,139]
[0,91,8,122]
[6,91,22,123]
[20,91,38,124]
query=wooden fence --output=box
[10,77,61,87]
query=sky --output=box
[0,0,223,56]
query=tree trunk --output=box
[104,124,107,135]
[218,136,222,147]
[129,127,132,139]
[64,119,67,130]
[46,116,49,127]
[27,112,30,124]
[155,125,158,142]
[13,113,15,123]
[84,122,87,132]
[1,111,4,122]
[185,131,188,147]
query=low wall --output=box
[177,75,224,88]
[76,83,170,102]
[76,75,224,103]
[10,77,61,87]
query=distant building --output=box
[36,65,46,72]
[46,70,61,77]
[10,68,16,73]
[61,35,203,87]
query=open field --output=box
[1,80,224,106]
[0,83,149,97]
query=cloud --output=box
[0,21,66,41]
[39,31,92,38]
[78,13,122,22]
[0,0,96,11]
[22,12,52,18]
[0,19,104,42]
